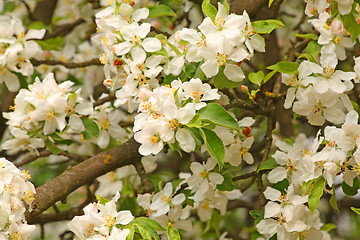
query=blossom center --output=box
[214,17,225,29]
[149,136,159,144]
[46,111,55,122]
[200,171,208,178]
[104,214,116,227]
[312,102,324,116]
[216,52,227,66]
[246,24,255,37]
[100,119,111,129]
[131,34,141,44]
[161,195,171,202]
[323,64,335,77]
[10,232,23,240]
[191,90,202,100]
[285,159,296,170]
[168,118,179,130]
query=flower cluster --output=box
[0,16,45,92]
[0,158,36,239]
[68,192,134,240]
[2,73,93,153]
[134,78,220,155]
[257,185,330,240]
[284,2,359,126]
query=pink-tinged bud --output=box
[241,85,248,93]
[173,31,181,43]
[356,16,360,25]
[324,162,338,175]
[137,88,152,101]
[151,20,161,29]
[330,19,344,34]
[310,7,318,16]
[103,79,112,87]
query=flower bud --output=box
[137,88,152,101]
[330,19,344,34]
[324,162,337,175]
[103,79,112,88]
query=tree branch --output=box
[25,136,141,222]
[31,58,102,69]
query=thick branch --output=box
[30,58,102,69]
[26,137,141,221]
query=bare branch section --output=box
[132,158,154,193]
[43,19,86,40]
[30,58,102,69]
[25,136,141,222]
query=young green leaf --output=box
[342,177,359,196]
[307,40,321,57]
[351,207,360,215]
[44,139,63,154]
[308,177,326,214]
[257,158,278,172]
[217,172,236,191]
[248,71,264,86]
[148,4,176,18]
[213,66,242,89]
[81,118,100,140]
[252,19,284,34]
[202,0,217,21]
[267,61,299,74]
[167,225,181,240]
[198,103,240,131]
[200,128,225,170]
[342,13,360,42]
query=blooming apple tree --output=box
[2,0,360,239]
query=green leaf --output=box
[342,177,359,196]
[96,195,110,205]
[307,40,322,57]
[213,66,242,89]
[268,0,275,7]
[217,173,236,191]
[50,133,73,145]
[166,41,181,56]
[298,53,318,64]
[168,142,183,156]
[257,158,278,172]
[28,21,49,30]
[272,179,289,194]
[204,210,221,236]
[148,4,176,18]
[167,225,181,240]
[200,128,225,170]
[185,64,197,78]
[308,177,326,214]
[202,0,218,21]
[132,217,165,232]
[222,0,230,14]
[172,178,185,191]
[267,61,299,74]
[13,72,28,89]
[351,207,360,215]
[125,224,135,240]
[249,208,264,226]
[35,37,64,51]
[44,139,63,154]
[294,33,318,40]
[119,197,139,216]
[321,223,337,232]
[252,19,284,34]
[2,2,15,13]
[186,127,204,151]
[186,114,203,128]
[198,103,240,131]
[136,224,152,240]
[248,71,264,86]
[81,118,99,140]
[302,179,315,196]
[164,74,177,85]
[329,191,339,214]
[263,70,276,84]
[342,13,360,42]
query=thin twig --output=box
[132,158,155,193]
